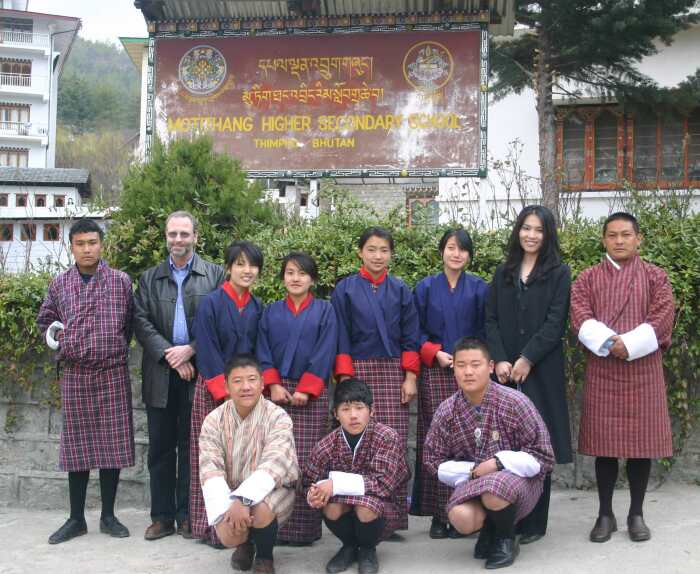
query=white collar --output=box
[606,253,621,271]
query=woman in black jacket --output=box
[485,205,572,544]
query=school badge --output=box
[178,45,228,95]
[402,41,453,94]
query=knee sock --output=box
[250,518,278,560]
[68,471,90,522]
[354,515,385,549]
[626,458,651,517]
[324,512,357,547]
[595,457,618,517]
[484,505,516,540]
[99,468,120,519]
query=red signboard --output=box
[153,28,486,177]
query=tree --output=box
[105,137,278,278]
[491,1,698,220]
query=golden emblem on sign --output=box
[402,41,453,94]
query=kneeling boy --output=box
[305,379,409,574]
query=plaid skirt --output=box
[411,365,456,522]
[354,358,409,531]
[58,363,135,472]
[447,471,544,522]
[189,375,225,544]
[277,378,329,544]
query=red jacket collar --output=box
[222,282,251,309]
[286,293,313,315]
[359,266,387,286]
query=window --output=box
[0,103,30,132]
[557,106,700,189]
[0,223,12,241]
[20,222,35,241]
[16,193,27,207]
[35,194,46,207]
[43,223,60,241]
[0,193,7,206]
[0,147,28,167]
[54,195,65,208]
[299,192,308,207]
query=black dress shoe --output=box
[357,547,379,574]
[518,533,544,545]
[589,515,617,543]
[48,517,87,545]
[627,515,651,542]
[429,518,449,539]
[325,545,357,574]
[485,537,519,569]
[100,515,130,538]
[231,541,255,571]
[473,524,494,559]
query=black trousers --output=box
[146,370,192,524]
[516,473,552,536]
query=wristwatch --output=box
[494,456,504,471]
[233,496,253,507]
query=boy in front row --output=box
[305,379,410,574]
[424,338,554,569]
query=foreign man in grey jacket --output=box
[133,210,224,541]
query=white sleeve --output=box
[202,476,233,526]
[329,471,365,496]
[578,319,617,356]
[619,323,658,361]
[46,321,65,350]
[495,451,541,478]
[231,469,275,505]
[437,460,475,487]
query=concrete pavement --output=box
[1,484,699,574]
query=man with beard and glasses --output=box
[134,211,224,541]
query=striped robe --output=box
[37,260,135,471]
[424,384,554,522]
[199,398,299,527]
[571,255,674,458]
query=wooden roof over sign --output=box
[134,0,516,36]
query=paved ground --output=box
[1,484,698,574]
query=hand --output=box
[436,351,453,368]
[495,361,513,384]
[164,344,195,368]
[291,392,309,407]
[337,375,352,383]
[307,480,333,508]
[269,384,293,404]
[609,336,629,360]
[174,361,195,381]
[470,458,499,479]
[224,499,253,532]
[511,357,532,384]
[401,376,418,404]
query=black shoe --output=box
[48,518,87,545]
[429,518,449,539]
[473,525,494,559]
[357,547,379,574]
[199,536,226,550]
[325,545,357,574]
[589,515,617,543]
[518,533,544,545]
[100,515,130,538]
[448,525,467,539]
[627,515,651,542]
[485,537,519,569]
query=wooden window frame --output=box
[35,194,46,207]
[0,223,12,241]
[43,223,60,242]
[54,194,65,208]
[20,222,35,241]
[0,193,7,206]
[15,193,27,207]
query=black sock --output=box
[250,518,278,560]
[324,512,357,547]
[485,505,516,540]
[353,515,385,549]
[626,458,651,517]
[595,457,618,517]
[99,468,120,519]
[68,471,89,522]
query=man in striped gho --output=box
[198,354,299,574]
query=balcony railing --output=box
[0,29,49,47]
[0,73,46,91]
[0,121,48,137]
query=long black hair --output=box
[503,205,561,285]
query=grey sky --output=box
[27,0,147,44]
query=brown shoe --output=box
[231,541,255,571]
[627,515,651,542]
[177,519,193,539]
[144,521,176,541]
[252,558,275,574]
[589,515,617,543]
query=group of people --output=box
[37,205,675,574]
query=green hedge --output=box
[1,190,698,452]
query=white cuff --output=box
[46,321,64,351]
[619,323,658,361]
[232,469,275,505]
[329,471,365,496]
[202,476,232,526]
[437,460,475,487]
[495,451,541,478]
[578,319,617,356]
